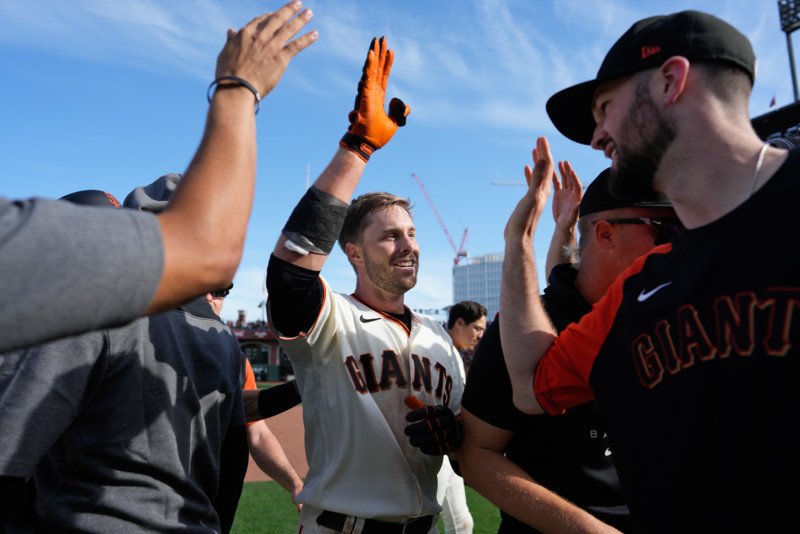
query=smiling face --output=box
[590,73,676,200]
[354,205,420,301]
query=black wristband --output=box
[207,76,261,114]
[258,380,302,418]
[339,132,377,162]
[282,186,349,255]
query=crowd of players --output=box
[1,3,799,533]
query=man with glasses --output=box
[460,168,676,533]
[0,175,246,532]
[501,10,800,531]
[204,281,304,532]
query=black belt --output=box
[316,510,434,534]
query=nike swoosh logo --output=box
[637,282,673,302]
[359,315,381,323]
[605,448,612,457]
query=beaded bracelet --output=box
[207,76,261,114]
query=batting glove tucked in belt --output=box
[404,396,462,455]
[339,36,409,162]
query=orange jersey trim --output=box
[350,293,414,337]
[535,244,671,414]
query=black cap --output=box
[59,189,121,208]
[579,169,671,218]
[547,10,756,145]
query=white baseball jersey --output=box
[268,276,464,522]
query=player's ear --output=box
[345,241,363,265]
[657,56,689,105]
[594,220,615,249]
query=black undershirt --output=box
[267,253,412,334]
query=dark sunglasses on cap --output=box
[594,217,683,246]
[210,284,233,298]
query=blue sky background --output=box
[1,0,794,324]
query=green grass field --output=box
[231,481,501,533]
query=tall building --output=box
[452,253,503,320]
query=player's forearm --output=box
[311,147,368,204]
[545,223,577,277]
[461,445,619,534]
[149,90,256,313]
[247,422,304,495]
[500,236,554,415]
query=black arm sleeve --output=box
[258,379,302,418]
[266,254,324,337]
[213,425,248,534]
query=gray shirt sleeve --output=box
[0,197,163,352]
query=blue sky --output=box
[1,0,793,324]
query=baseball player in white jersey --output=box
[266,38,464,534]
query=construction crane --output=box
[411,173,469,265]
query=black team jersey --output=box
[462,264,631,533]
[535,146,800,532]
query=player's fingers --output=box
[379,43,394,91]
[271,9,315,56]
[572,168,584,195]
[552,165,563,191]
[283,28,318,58]
[557,160,568,186]
[405,405,435,423]
[388,98,409,126]
[532,137,554,194]
[403,421,436,440]
[254,0,304,36]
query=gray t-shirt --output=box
[0,298,244,532]
[0,197,163,352]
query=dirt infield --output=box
[244,405,308,483]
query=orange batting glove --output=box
[339,36,409,162]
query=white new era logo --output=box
[637,282,673,302]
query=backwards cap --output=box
[123,173,182,214]
[546,10,755,145]
[579,168,671,218]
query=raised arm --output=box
[149,2,317,313]
[500,137,558,415]
[272,36,408,272]
[544,160,583,276]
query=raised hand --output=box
[552,160,583,231]
[214,1,317,99]
[505,137,556,245]
[339,37,410,161]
